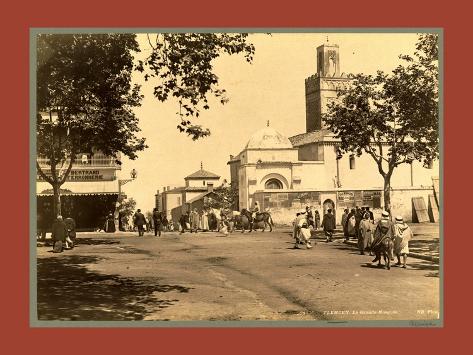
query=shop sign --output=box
[337,191,354,202]
[37,169,116,182]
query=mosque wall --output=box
[246,149,298,163]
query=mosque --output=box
[227,40,439,225]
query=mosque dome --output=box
[245,127,293,150]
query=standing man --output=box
[393,216,413,268]
[314,209,321,230]
[190,208,199,233]
[321,209,336,243]
[366,206,375,223]
[152,208,162,237]
[133,209,146,236]
[51,215,67,253]
[354,206,363,241]
[341,208,349,241]
[179,211,190,235]
[306,206,314,228]
[358,212,374,255]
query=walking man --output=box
[321,209,336,242]
[152,208,162,237]
[133,209,146,236]
[371,211,395,263]
[190,208,199,233]
[393,216,413,268]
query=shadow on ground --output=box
[409,239,439,259]
[37,255,191,321]
[75,238,120,246]
[360,259,439,275]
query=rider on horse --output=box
[252,201,260,223]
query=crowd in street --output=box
[292,206,414,268]
[44,203,414,269]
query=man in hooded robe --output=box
[371,211,395,263]
[358,212,374,255]
[393,216,413,268]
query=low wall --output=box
[265,186,435,226]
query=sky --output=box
[118,32,420,213]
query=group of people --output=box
[132,208,171,237]
[50,215,76,253]
[365,211,414,268]
[293,205,414,268]
[341,206,374,244]
[293,206,332,248]
[178,207,230,235]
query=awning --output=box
[36,180,119,196]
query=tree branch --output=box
[36,161,54,185]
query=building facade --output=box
[36,149,122,231]
[157,167,222,222]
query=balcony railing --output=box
[37,154,121,169]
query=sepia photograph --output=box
[32,30,441,326]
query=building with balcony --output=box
[36,149,122,231]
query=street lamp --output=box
[116,169,137,231]
[118,169,137,202]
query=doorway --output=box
[322,199,336,223]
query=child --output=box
[393,216,413,268]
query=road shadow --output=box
[37,255,191,321]
[406,259,439,275]
[360,260,439,276]
[409,239,439,259]
[75,238,120,246]
[331,243,363,255]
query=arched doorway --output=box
[265,178,283,189]
[322,199,336,223]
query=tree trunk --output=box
[52,183,62,217]
[383,176,392,215]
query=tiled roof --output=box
[289,129,332,147]
[186,191,218,204]
[184,169,220,180]
[184,187,209,191]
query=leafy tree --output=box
[324,34,439,213]
[137,33,255,140]
[204,185,239,211]
[37,33,255,216]
[119,197,137,227]
[36,34,146,216]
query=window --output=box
[203,181,206,186]
[349,154,355,170]
[265,178,283,189]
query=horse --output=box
[207,208,223,232]
[372,236,394,270]
[229,212,252,233]
[240,208,274,232]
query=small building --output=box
[157,165,222,222]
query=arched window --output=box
[265,178,283,189]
